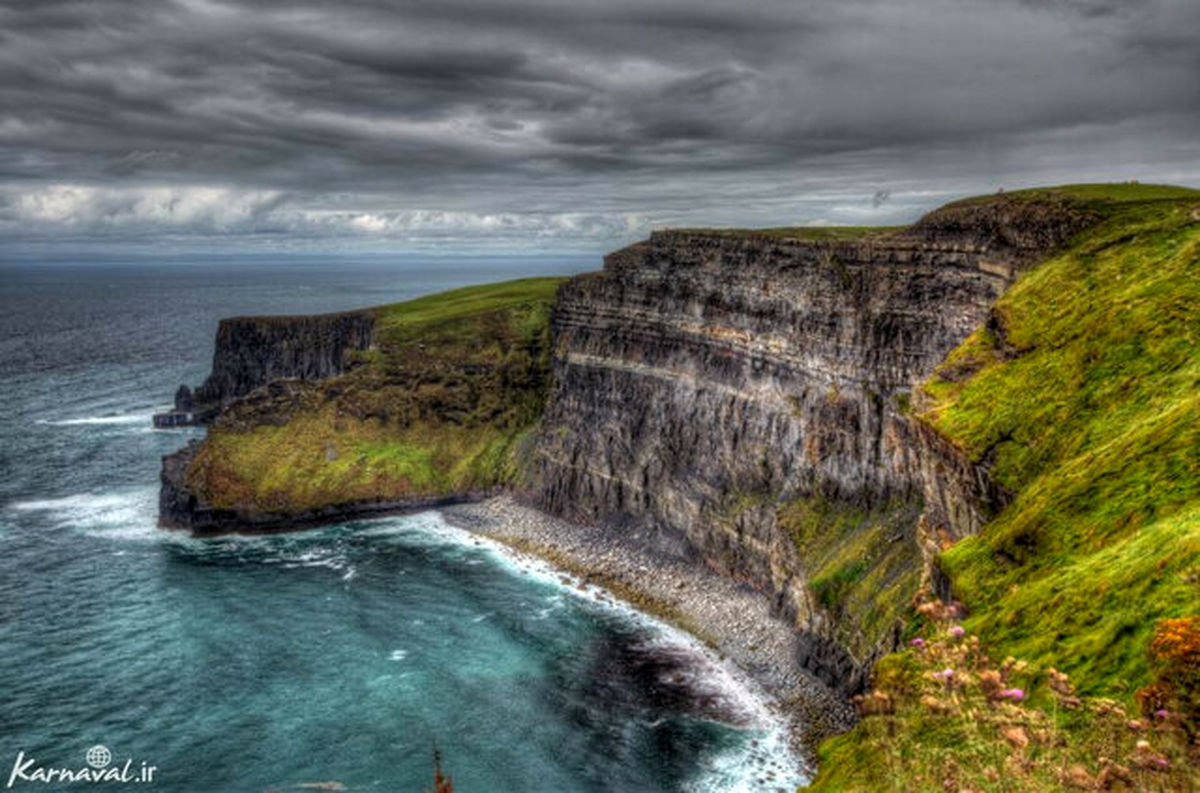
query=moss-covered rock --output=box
[779,495,923,662]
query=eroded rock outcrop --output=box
[153,309,377,426]
[157,279,562,532]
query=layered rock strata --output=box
[534,200,1092,692]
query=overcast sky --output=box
[1,0,1197,255]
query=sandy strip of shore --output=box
[440,495,855,757]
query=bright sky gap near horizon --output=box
[0,0,1198,256]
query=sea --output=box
[0,256,807,793]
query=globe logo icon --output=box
[86,745,111,769]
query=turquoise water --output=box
[0,259,806,792]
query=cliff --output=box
[532,197,1095,693]
[159,279,562,532]
[153,309,377,426]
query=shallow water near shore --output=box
[0,259,807,792]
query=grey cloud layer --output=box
[0,0,1197,250]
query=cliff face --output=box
[534,199,1093,693]
[154,309,376,426]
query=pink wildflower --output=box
[1154,709,1170,719]
[949,625,965,638]
[999,688,1025,701]
[934,668,954,680]
[910,638,925,648]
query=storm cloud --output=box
[0,0,1197,252]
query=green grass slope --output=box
[809,185,1200,790]
[185,278,565,514]
[923,190,1200,695]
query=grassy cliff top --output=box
[942,181,1200,208]
[658,225,904,242]
[917,191,1200,694]
[374,277,563,335]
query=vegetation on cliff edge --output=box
[812,596,1198,792]
[921,191,1200,696]
[779,496,922,662]
[809,185,1200,790]
[668,225,903,242]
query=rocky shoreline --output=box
[440,494,856,758]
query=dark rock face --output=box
[194,310,377,403]
[152,411,199,429]
[534,200,1092,694]
[907,195,1096,258]
[159,440,203,528]
[174,385,194,411]
[152,309,376,426]
[895,416,1015,542]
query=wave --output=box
[36,412,154,426]
[6,488,165,542]
[10,492,139,512]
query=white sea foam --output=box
[11,493,137,512]
[684,729,808,793]
[276,548,355,577]
[36,412,153,427]
[6,488,166,542]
